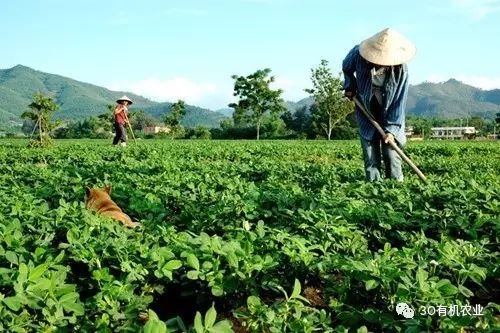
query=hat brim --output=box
[359,28,416,66]
[116,99,133,105]
[359,42,416,66]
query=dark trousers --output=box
[113,122,126,145]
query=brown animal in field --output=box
[85,185,141,228]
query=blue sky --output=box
[1,0,499,109]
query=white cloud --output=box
[109,77,219,106]
[426,74,500,90]
[450,0,500,19]
[107,76,311,110]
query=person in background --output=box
[342,28,416,182]
[113,95,133,147]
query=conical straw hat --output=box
[359,28,416,66]
[116,95,133,105]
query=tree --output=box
[220,119,233,131]
[21,93,60,147]
[164,100,186,131]
[406,116,432,138]
[232,104,248,127]
[281,106,313,134]
[281,110,294,130]
[189,125,212,139]
[483,119,497,137]
[129,110,157,131]
[294,106,313,133]
[305,60,354,140]
[229,68,285,140]
[261,114,286,138]
[496,112,500,124]
[468,116,485,134]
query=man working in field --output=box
[342,28,416,181]
[113,95,132,147]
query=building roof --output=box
[431,127,476,130]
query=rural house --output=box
[143,126,171,135]
[430,127,476,139]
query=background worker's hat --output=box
[116,95,133,105]
[359,28,416,66]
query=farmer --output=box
[342,28,416,182]
[113,95,132,146]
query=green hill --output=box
[0,65,227,131]
[1,65,499,133]
[406,79,500,119]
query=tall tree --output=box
[305,60,354,140]
[164,100,186,138]
[164,100,186,129]
[21,93,60,147]
[229,68,285,140]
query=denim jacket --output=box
[342,45,409,145]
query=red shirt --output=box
[114,105,128,124]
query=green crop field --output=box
[0,139,498,332]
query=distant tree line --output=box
[15,99,499,141]
[8,62,500,142]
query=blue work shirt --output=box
[342,45,409,145]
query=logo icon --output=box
[396,302,415,319]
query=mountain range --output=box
[0,65,226,131]
[1,65,499,132]
[406,79,500,119]
[286,79,500,120]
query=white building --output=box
[430,127,476,139]
[143,126,171,135]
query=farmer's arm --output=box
[114,105,124,115]
[384,65,409,137]
[342,46,359,97]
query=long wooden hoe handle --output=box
[123,113,137,144]
[353,96,428,184]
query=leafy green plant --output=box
[21,93,60,147]
[0,139,498,332]
[235,279,334,332]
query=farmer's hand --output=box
[344,91,354,100]
[384,133,395,144]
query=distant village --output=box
[406,126,497,141]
